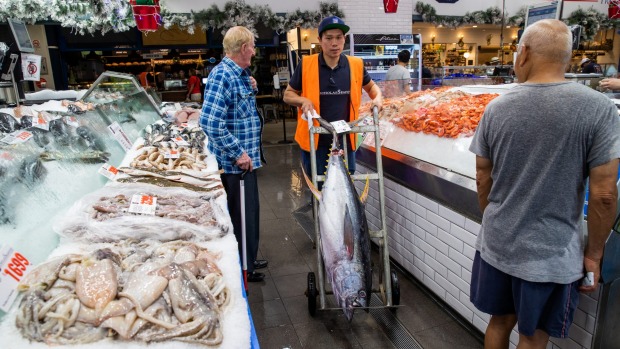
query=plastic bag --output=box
[54,182,232,243]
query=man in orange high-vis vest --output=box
[283,16,382,185]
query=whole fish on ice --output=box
[303,123,371,322]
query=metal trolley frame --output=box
[305,107,400,315]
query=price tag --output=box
[64,115,79,128]
[164,149,180,159]
[107,121,132,151]
[128,194,157,215]
[98,163,118,180]
[178,122,188,130]
[172,136,190,147]
[0,245,32,312]
[174,103,182,110]
[330,120,352,134]
[0,130,33,144]
[32,112,50,131]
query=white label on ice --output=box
[172,136,190,147]
[128,194,157,215]
[0,130,33,144]
[32,113,50,130]
[164,149,180,159]
[64,116,79,128]
[0,245,32,312]
[174,103,182,111]
[330,120,351,134]
[107,122,132,151]
[98,163,118,180]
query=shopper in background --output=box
[138,65,154,88]
[470,19,620,349]
[580,57,602,74]
[283,16,382,180]
[200,26,267,283]
[385,49,411,96]
[186,68,202,102]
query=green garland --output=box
[0,0,342,37]
[415,1,620,45]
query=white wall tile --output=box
[435,272,460,299]
[427,211,451,232]
[449,247,474,272]
[451,224,477,248]
[445,293,473,322]
[424,254,447,278]
[436,250,462,276]
[437,228,464,252]
[424,274,446,300]
[416,194,439,214]
[416,216,438,237]
[448,270,470,296]
[438,205,467,228]
[465,218,481,235]
[568,323,592,348]
[425,233,449,256]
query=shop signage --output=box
[143,53,163,59]
[353,34,420,45]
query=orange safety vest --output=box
[294,54,364,151]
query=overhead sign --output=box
[142,53,163,59]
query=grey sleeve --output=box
[469,109,491,159]
[588,102,620,169]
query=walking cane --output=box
[240,170,248,292]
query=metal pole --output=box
[240,174,248,291]
[500,0,506,65]
[278,42,292,144]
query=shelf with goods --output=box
[349,33,422,86]
[0,74,256,347]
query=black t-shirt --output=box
[289,53,371,146]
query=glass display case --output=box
[81,71,162,141]
[349,33,422,90]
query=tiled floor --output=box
[250,119,484,348]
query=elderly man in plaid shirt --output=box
[200,26,267,283]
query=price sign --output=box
[164,149,180,159]
[0,245,31,312]
[0,130,33,145]
[172,136,190,147]
[107,122,132,151]
[98,163,119,180]
[32,112,50,130]
[330,120,352,134]
[128,194,157,215]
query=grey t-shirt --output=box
[385,64,410,94]
[470,81,620,283]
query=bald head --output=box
[519,19,572,65]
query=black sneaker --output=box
[247,271,265,282]
[254,260,268,269]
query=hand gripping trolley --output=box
[305,107,400,316]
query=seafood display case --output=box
[353,84,620,349]
[0,87,256,346]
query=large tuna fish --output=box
[303,127,372,322]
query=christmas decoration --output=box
[130,0,161,32]
[384,0,399,14]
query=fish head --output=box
[334,266,369,322]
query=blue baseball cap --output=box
[318,16,350,36]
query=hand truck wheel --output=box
[390,271,400,312]
[306,272,317,316]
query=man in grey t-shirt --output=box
[385,50,411,96]
[469,19,620,348]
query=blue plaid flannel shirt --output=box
[200,57,262,174]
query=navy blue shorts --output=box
[470,251,579,338]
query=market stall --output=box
[0,72,255,348]
[354,84,620,349]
